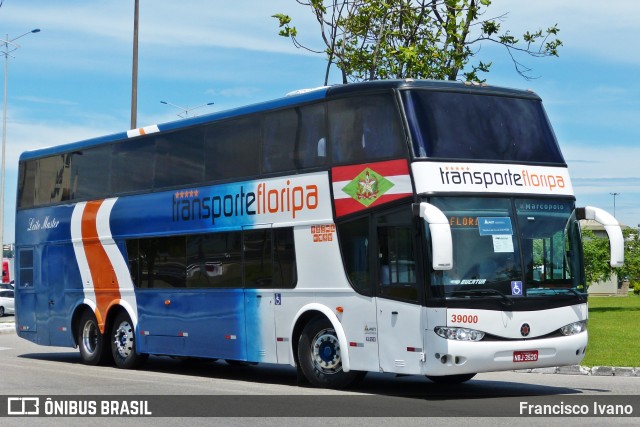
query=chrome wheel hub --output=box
[113,321,134,358]
[82,320,99,355]
[311,328,342,374]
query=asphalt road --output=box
[0,328,638,426]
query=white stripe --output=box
[411,162,574,196]
[126,124,160,138]
[332,174,412,200]
[71,202,96,304]
[96,198,138,325]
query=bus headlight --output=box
[560,320,587,336]
[434,326,485,341]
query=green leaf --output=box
[272,13,291,27]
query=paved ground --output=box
[0,316,15,334]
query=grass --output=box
[581,294,640,367]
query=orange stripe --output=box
[81,200,121,333]
[139,128,146,135]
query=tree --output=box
[582,229,616,287]
[618,229,640,294]
[582,228,640,290]
[274,0,562,85]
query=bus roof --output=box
[19,79,540,161]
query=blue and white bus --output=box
[14,80,623,388]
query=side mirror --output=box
[576,206,624,267]
[418,203,453,270]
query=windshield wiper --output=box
[450,289,514,307]
[527,287,586,303]
[552,287,586,303]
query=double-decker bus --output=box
[14,80,623,388]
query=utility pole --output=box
[1,29,40,259]
[610,192,620,218]
[131,0,139,129]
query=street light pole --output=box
[1,37,6,261]
[0,29,40,260]
[131,0,140,129]
[160,100,214,118]
[610,192,620,218]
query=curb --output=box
[515,365,640,377]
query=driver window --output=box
[376,207,418,302]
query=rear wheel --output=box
[298,317,365,389]
[77,310,110,365]
[426,373,476,384]
[111,312,148,369]
[0,306,4,317]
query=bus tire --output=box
[111,311,148,369]
[426,373,476,384]
[298,316,365,389]
[77,310,110,365]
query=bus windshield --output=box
[429,197,585,298]
[402,90,565,164]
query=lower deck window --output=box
[126,228,296,289]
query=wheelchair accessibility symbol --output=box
[511,281,523,296]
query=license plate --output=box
[513,350,538,362]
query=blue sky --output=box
[1,0,639,243]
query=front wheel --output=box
[77,310,110,365]
[111,312,148,369]
[298,317,365,389]
[426,373,476,384]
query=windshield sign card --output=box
[492,235,514,253]
[478,217,513,236]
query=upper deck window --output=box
[328,94,405,164]
[71,146,111,200]
[262,104,327,173]
[155,127,205,188]
[205,117,260,181]
[402,90,565,164]
[112,136,155,194]
[17,161,37,209]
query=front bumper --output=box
[422,330,588,376]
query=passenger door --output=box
[374,208,425,374]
